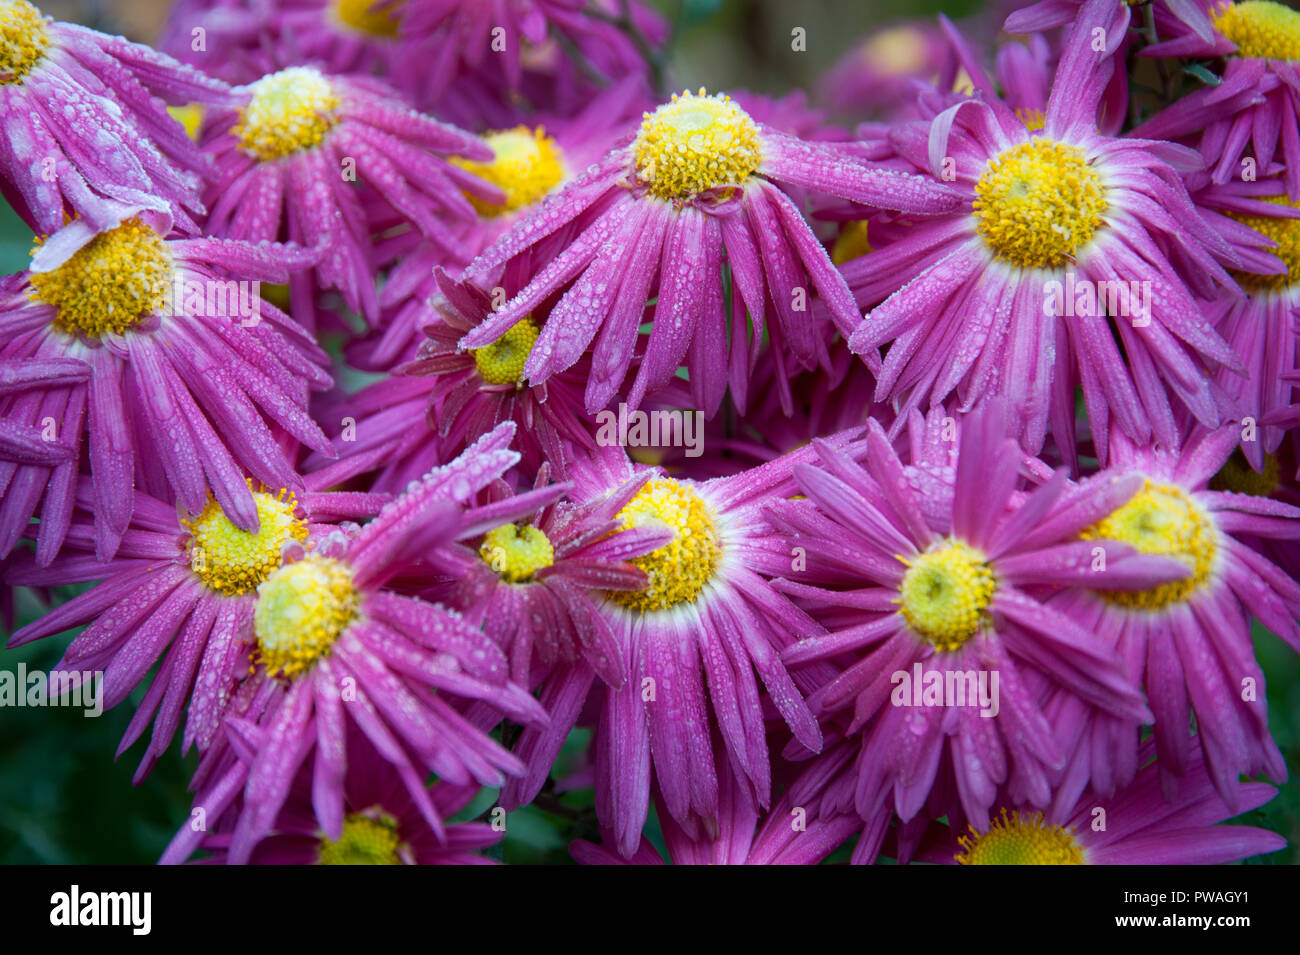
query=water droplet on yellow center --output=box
[1214,0,1300,60]
[0,0,48,86]
[183,488,308,596]
[451,126,566,217]
[29,217,173,338]
[607,478,721,612]
[632,89,763,202]
[1081,480,1217,610]
[318,811,401,864]
[973,138,1108,269]
[254,555,359,679]
[333,0,402,38]
[472,317,539,385]
[897,539,996,652]
[235,66,341,162]
[480,523,555,583]
[956,809,1086,865]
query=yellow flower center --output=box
[956,809,1086,865]
[897,539,996,652]
[451,126,566,217]
[1208,449,1281,497]
[831,220,872,265]
[607,478,721,613]
[472,317,539,385]
[29,218,173,339]
[0,0,48,86]
[1081,480,1217,610]
[860,26,930,76]
[1214,1,1300,60]
[167,103,204,141]
[1227,195,1300,291]
[317,811,401,865]
[973,139,1108,269]
[480,523,555,583]
[235,67,341,162]
[333,0,402,38]
[254,556,359,679]
[182,488,308,596]
[632,89,763,202]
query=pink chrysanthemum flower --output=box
[457,87,960,418]
[161,0,405,86]
[395,0,665,106]
[571,739,859,865]
[1192,183,1300,472]
[916,741,1285,864]
[159,425,548,865]
[556,443,830,857]
[840,0,1246,463]
[200,65,501,325]
[766,406,1191,830]
[1040,423,1300,812]
[1134,0,1300,199]
[397,272,603,478]
[0,0,231,234]
[0,210,332,564]
[191,732,500,865]
[818,22,954,121]
[5,475,386,780]
[350,77,647,371]
[392,462,671,809]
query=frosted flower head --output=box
[0,211,331,566]
[0,0,231,234]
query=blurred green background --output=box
[1,0,1296,865]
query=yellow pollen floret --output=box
[29,217,173,338]
[973,138,1108,269]
[235,66,341,161]
[1081,479,1217,610]
[1209,449,1281,497]
[1227,195,1300,291]
[1015,107,1046,132]
[451,126,566,217]
[333,0,402,38]
[480,523,555,583]
[1214,1,1300,61]
[897,539,996,652]
[632,89,763,202]
[472,318,539,386]
[254,555,359,679]
[0,0,49,86]
[608,478,721,613]
[956,809,1086,865]
[182,487,308,596]
[317,811,401,865]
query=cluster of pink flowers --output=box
[1,0,1298,865]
